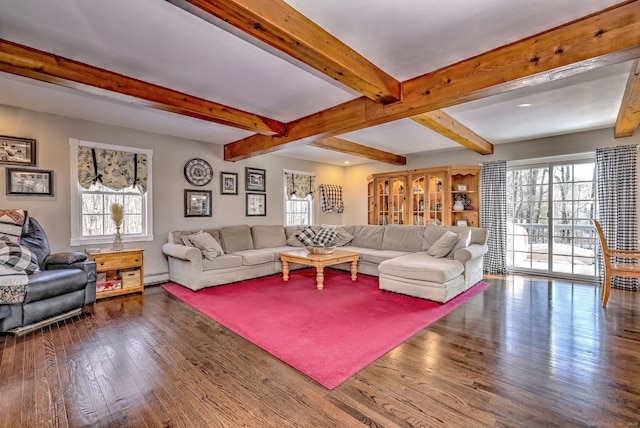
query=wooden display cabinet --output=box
[368,165,479,226]
[87,248,145,300]
[450,166,481,227]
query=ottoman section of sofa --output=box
[378,252,466,303]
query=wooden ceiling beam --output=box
[0,38,286,136]
[411,110,493,155]
[225,1,640,161]
[310,137,406,165]
[174,0,401,104]
[615,59,640,138]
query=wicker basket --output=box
[305,246,336,254]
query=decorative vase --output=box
[453,200,464,211]
[112,226,123,251]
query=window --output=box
[506,155,598,280]
[69,139,153,246]
[284,170,314,226]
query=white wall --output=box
[342,128,640,224]
[0,104,344,281]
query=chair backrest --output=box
[593,220,609,255]
[19,216,51,269]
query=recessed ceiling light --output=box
[344,161,350,164]
[518,103,532,107]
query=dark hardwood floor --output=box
[1,274,639,427]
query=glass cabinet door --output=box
[410,175,426,225]
[367,179,375,225]
[428,175,444,224]
[376,178,389,225]
[391,176,407,224]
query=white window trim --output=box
[69,138,154,246]
[283,169,315,226]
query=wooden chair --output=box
[593,220,640,307]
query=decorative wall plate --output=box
[184,158,213,186]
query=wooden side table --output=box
[87,248,144,300]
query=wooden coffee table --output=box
[279,249,360,290]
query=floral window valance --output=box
[285,172,315,199]
[77,145,148,193]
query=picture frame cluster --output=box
[1,135,53,196]
[245,167,266,216]
[183,163,267,218]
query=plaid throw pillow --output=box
[295,227,316,246]
[0,241,40,274]
[313,226,337,245]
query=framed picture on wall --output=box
[246,192,266,216]
[184,189,212,217]
[0,136,36,166]
[245,167,266,192]
[220,171,238,195]
[6,168,53,196]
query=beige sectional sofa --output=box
[161,224,488,303]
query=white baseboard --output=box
[143,272,169,286]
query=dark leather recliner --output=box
[0,216,96,334]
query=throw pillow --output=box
[333,227,354,246]
[0,241,40,274]
[446,228,472,258]
[188,231,225,260]
[426,231,460,258]
[181,235,195,247]
[0,209,26,243]
[295,227,316,246]
[312,225,337,245]
[286,234,305,247]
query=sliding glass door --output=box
[507,160,598,280]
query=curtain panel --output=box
[596,144,638,291]
[480,160,507,274]
[78,146,148,193]
[285,173,315,199]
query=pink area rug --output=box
[162,269,490,389]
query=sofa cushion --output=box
[252,225,286,249]
[427,231,460,257]
[350,225,384,249]
[233,249,275,266]
[333,226,354,246]
[202,254,243,270]
[379,252,464,283]
[446,228,471,259]
[381,225,424,252]
[219,225,254,253]
[356,249,411,265]
[422,225,445,251]
[284,226,305,246]
[189,231,225,260]
[19,217,50,269]
[170,228,220,246]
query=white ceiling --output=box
[0,0,632,166]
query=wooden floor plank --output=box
[1,274,639,427]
